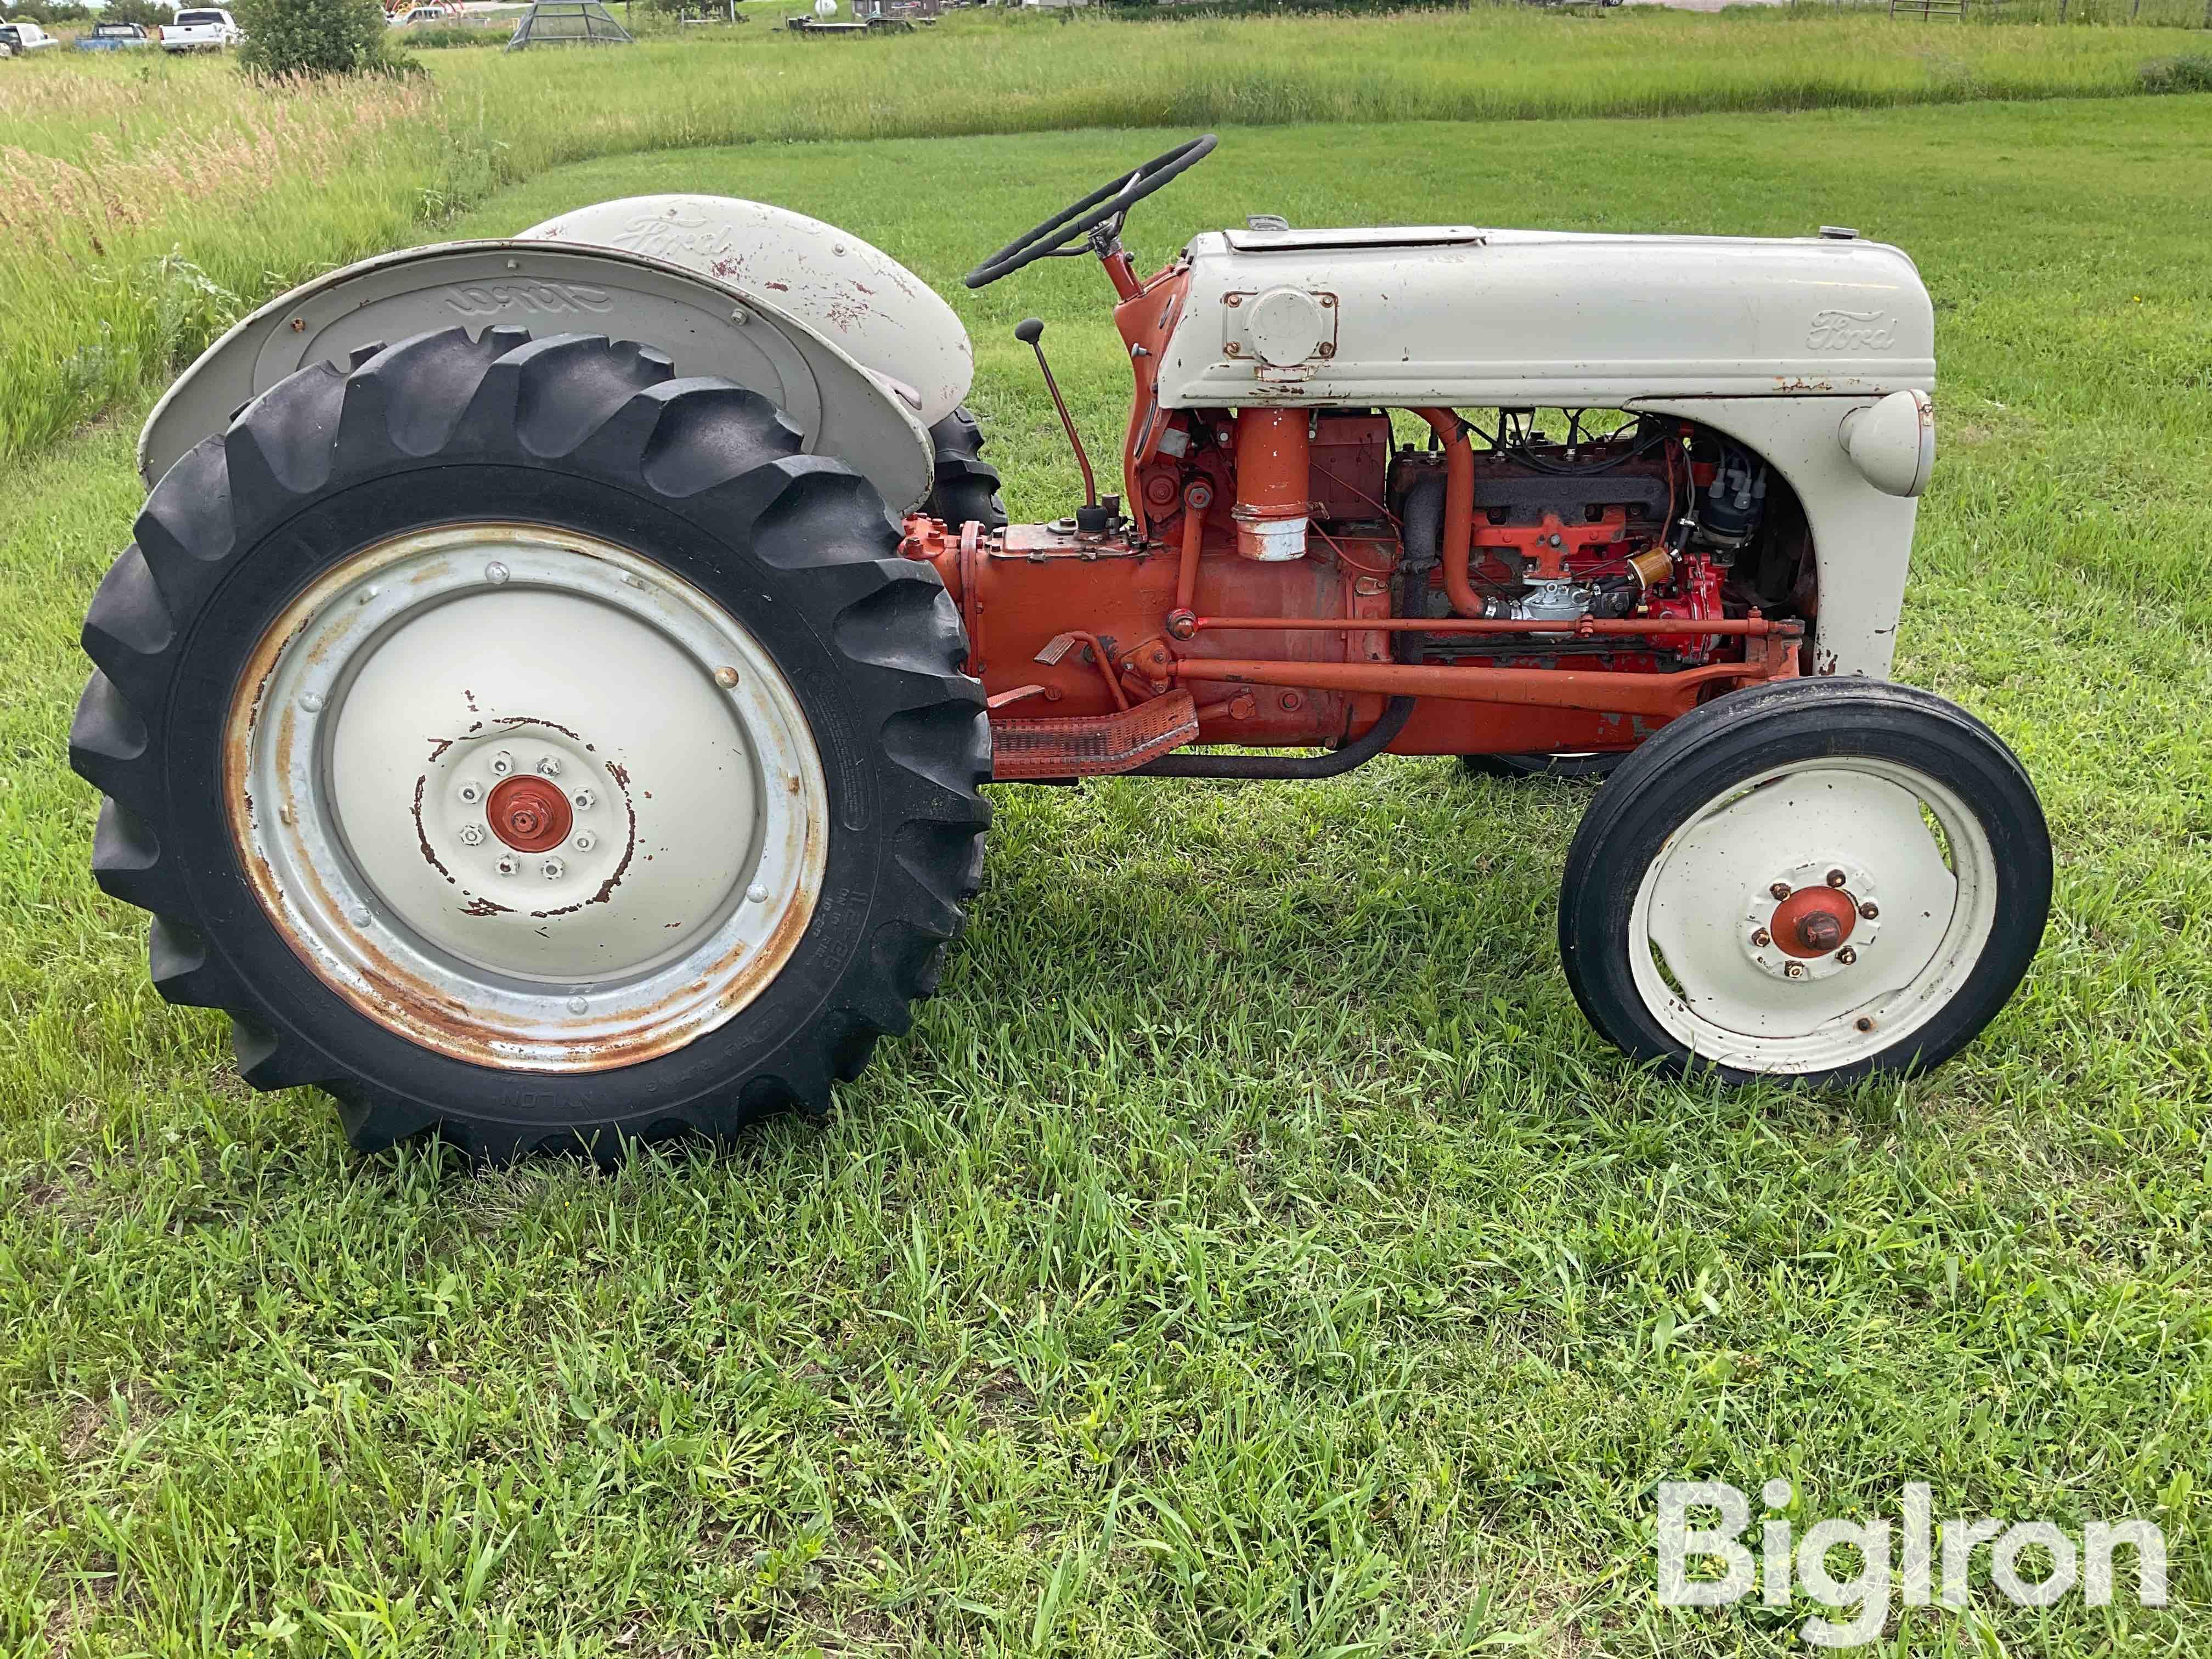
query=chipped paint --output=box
[515,195,976,426]
[222,520,832,1075]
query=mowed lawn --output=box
[3,97,2210,1655]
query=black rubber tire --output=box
[1558,677,2050,1085]
[71,327,990,1161]
[923,406,1007,531]
[1463,750,1624,782]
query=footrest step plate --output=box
[989,692,1199,780]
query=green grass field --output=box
[2,3,2208,456]
[3,18,2211,1655]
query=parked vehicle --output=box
[161,7,241,49]
[0,19,60,52]
[76,136,2051,1159]
[77,20,158,48]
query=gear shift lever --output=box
[1015,318,1107,531]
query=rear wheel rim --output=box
[1626,758,1999,1073]
[224,521,830,1073]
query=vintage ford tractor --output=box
[71,136,2052,1158]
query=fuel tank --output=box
[1155,225,1935,408]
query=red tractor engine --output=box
[902,398,1808,780]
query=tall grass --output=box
[0,64,456,458]
[0,5,2201,461]
[436,6,2201,145]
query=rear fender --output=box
[520,195,974,427]
[139,239,935,511]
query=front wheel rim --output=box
[224,521,831,1073]
[1626,758,2000,1074]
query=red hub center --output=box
[486,775,573,854]
[1769,885,1858,959]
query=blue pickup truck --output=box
[77,20,158,49]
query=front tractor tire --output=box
[1558,678,2050,1084]
[72,328,989,1160]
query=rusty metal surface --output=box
[223,522,829,1074]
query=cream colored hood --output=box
[1156,226,1935,408]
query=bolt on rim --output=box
[224,522,830,1071]
[1627,759,1998,1073]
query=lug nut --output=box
[458,780,483,804]
[490,751,514,776]
[1859,900,1879,920]
[495,854,518,876]
[572,789,595,811]
[1855,1016,1875,1033]
[1770,882,1793,901]
[458,825,485,847]
[573,832,595,852]
[1783,961,1806,980]
[536,756,562,778]
[1826,869,1848,888]
[541,857,565,879]
[1836,946,1858,966]
[1750,928,1771,948]
[714,666,741,690]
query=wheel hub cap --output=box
[1769,884,1857,958]
[225,523,830,1071]
[1738,857,1883,984]
[484,773,574,854]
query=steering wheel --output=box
[963,134,1218,290]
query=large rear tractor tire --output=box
[71,328,990,1160]
[1558,678,2049,1084]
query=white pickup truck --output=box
[0,19,60,54]
[161,7,242,49]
